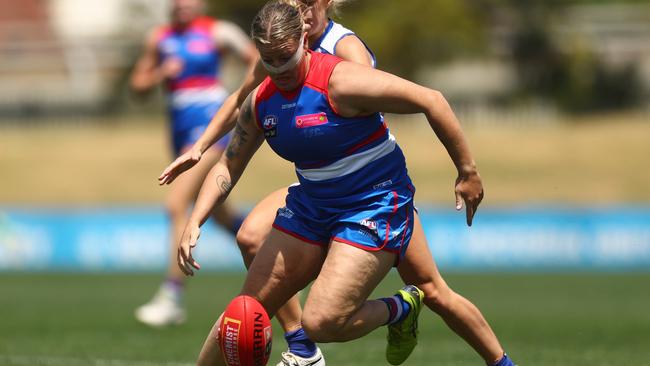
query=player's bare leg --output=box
[235,187,303,333]
[136,146,239,327]
[302,241,398,342]
[197,229,326,366]
[197,313,225,366]
[397,212,505,364]
[165,147,224,281]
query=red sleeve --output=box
[304,52,345,115]
[254,77,276,130]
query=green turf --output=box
[1,272,649,365]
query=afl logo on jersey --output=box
[263,115,278,138]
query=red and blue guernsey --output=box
[155,16,229,155]
[254,52,415,261]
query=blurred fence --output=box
[2,1,650,117]
[1,207,649,272]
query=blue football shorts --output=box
[170,101,230,156]
[272,183,415,264]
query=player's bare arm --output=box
[212,20,258,64]
[130,30,163,95]
[177,91,264,276]
[329,61,483,226]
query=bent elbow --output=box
[428,89,446,106]
[426,89,453,114]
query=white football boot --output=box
[276,347,325,366]
[134,285,186,327]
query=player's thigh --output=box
[241,228,326,316]
[238,187,289,243]
[305,241,395,320]
[397,212,448,291]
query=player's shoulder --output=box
[327,59,374,96]
[303,52,344,94]
[149,24,172,44]
[334,35,373,67]
[191,16,218,30]
[255,77,277,104]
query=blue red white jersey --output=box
[155,16,223,93]
[154,16,228,154]
[311,20,377,68]
[254,51,411,199]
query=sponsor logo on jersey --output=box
[282,103,297,110]
[263,115,278,138]
[295,112,328,128]
[301,128,325,138]
[187,39,212,54]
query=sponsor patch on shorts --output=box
[373,179,393,190]
[277,207,294,219]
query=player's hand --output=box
[158,147,202,185]
[177,222,201,276]
[454,170,484,226]
[160,57,184,79]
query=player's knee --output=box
[420,282,454,313]
[165,197,188,220]
[235,222,264,260]
[301,309,345,342]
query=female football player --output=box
[163,1,514,365]
[176,2,515,366]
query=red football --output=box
[219,295,273,366]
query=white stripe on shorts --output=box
[170,86,228,109]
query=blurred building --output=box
[559,3,650,83]
[421,2,650,120]
[1,1,649,117]
[0,0,167,116]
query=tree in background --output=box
[204,0,489,78]
[504,0,643,112]
[201,0,645,113]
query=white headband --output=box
[260,35,306,74]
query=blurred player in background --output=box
[161,1,515,365]
[130,0,256,327]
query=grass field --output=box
[1,272,649,366]
[2,114,649,365]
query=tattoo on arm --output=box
[225,123,249,159]
[225,93,253,160]
[216,175,233,196]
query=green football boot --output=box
[386,285,425,365]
